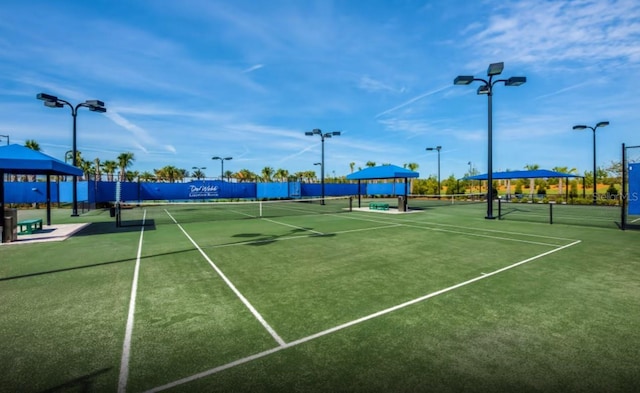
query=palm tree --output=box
[192,169,206,180]
[93,158,102,181]
[223,170,234,182]
[261,166,274,182]
[236,169,256,182]
[407,163,419,193]
[24,139,41,181]
[274,168,289,182]
[117,152,135,182]
[139,171,155,182]
[103,160,118,182]
[524,164,540,198]
[79,159,94,181]
[349,162,355,173]
[366,161,376,168]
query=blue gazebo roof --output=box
[463,169,583,180]
[346,165,419,180]
[0,144,82,176]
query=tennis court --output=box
[1,199,639,392]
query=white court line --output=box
[262,217,324,235]
[118,210,147,393]
[340,213,567,247]
[164,210,286,347]
[343,211,579,242]
[145,239,581,393]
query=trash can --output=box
[397,196,406,212]
[2,208,18,243]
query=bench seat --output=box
[17,218,43,235]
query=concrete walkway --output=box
[1,223,90,246]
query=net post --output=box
[622,143,626,230]
[349,196,353,212]
[549,202,553,224]
[498,197,502,219]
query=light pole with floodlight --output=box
[426,146,442,196]
[573,121,609,205]
[305,129,340,205]
[0,134,9,145]
[454,62,526,219]
[211,156,232,181]
[37,93,106,217]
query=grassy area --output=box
[1,203,639,392]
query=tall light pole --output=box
[573,121,609,205]
[454,62,526,219]
[37,93,106,217]
[426,146,442,196]
[0,134,9,145]
[211,156,232,181]
[305,129,340,205]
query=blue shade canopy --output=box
[0,144,82,176]
[346,165,419,180]
[463,169,583,180]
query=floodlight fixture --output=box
[45,101,64,108]
[426,145,443,195]
[305,128,340,204]
[454,75,474,85]
[506,76,527,86]
[453,62,526,219]
[84,100,105,107]
[572,121,610,204]
[36,92,106,216]
[487,62,504,76]
[37,92,58,102]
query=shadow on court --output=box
[37,368,111,393]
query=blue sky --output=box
[1,0,640,180]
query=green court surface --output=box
[1,201,639,392]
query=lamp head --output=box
[572,125,588,130]
[89,106,107,113]
[454,75,474,85]
[37,93,58,102]
[85,100,105,107]
[506,76,526,86]
[305,132,314,136]
[332,131,341,136]
[596,121,610,128]
[44,101,64,108]
[224,157,232,160]
[212,156,221,160]
[312,128,321,134]
[314,162,321,166]
[426,147,434,151]
[477,85,489,95]
[487,62,504,76]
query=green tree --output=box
[349,162,355,173]
[117,152,135,182]
[103,160,118,182]
[24,139,41,181]
[524,164,539,197]
[261,166,274,182]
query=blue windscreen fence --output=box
[629,163,640,215]
[3,180,408,204]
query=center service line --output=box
[165,210,286,347]
[145,239,582,393]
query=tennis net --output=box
[116,196,353,227]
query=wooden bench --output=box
[368,202,389,211]
[17,218,43,235]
